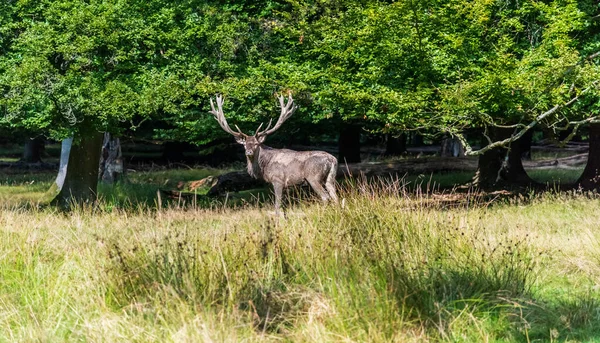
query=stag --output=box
[209,94,338,213]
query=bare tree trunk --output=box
[47,132,104,207]
[441,136,465,157]
[472,144,506,189]
[21,137,45,163]
[472,127,535,188]
[384,133,406,156]
[338,123,361,163]
[577,123,600,190]
[99,133,125,183]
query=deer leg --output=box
[324,161,338,204]
[325,180,338,204]
[307,179,330,202]
[273,182,284,215]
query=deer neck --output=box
[246,145,271,179]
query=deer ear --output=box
[257,135,266,144]
[235,136,246,145]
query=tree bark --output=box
[499,129,534,184]
[338,124,361,163]
[46,132,104,207]
[440,136,465,157]
[384,133,406,156]
[520,129,533,161]
[472,143,506,189]
[99,132,125,183]
[21,137,45,163]
[577,123,600,190]
[472,127,535,188]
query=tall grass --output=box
[98,181,594,341]
[0,178,599,341]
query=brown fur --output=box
[210,94,338,214]
[241,136,338,213]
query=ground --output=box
[0,143,598,342]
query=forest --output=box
[1,0,600,341]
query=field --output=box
[0,166,599,342]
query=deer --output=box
[209,94,338,214]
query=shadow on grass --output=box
[387,268,600,341]
[515,295,600,342]
[97,180,274,211]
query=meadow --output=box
[0,166,599,342]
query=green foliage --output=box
[431,0,600,136]
[1,0,599,147]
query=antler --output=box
[209,95,246,138]
[256,94,298,137]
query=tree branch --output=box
[453,83,597,156]
[586,51,600,61]
[555,116,600,147]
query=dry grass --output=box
[0,180,599,341]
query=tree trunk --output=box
[577,123,600,190]
[440,136,465,157]
[21,137,45,163]
[46,132,104,207]
[410,133,424,146]
[99,132,125,183]
[384,133,406,156]
[472,127,535,189]
[520,129,533,161]
[472,144,506,189]
[338,124,361,163]
[500,129,534,184]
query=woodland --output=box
[1,0,599,202]
[1,1,600,342]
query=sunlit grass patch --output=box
[0,173,54,206]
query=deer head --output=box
[209,94,298,158]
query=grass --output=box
[527,168,585,186]
[0,172,599,341]
[0,166,238,207]
[0,172,55,205]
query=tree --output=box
[385,133,407,157]
[338,123,362,163]
[99,133,124,184]
[577,123,600,190]
[431,0,600,188]
[0,1,206,204]
[48,133,104,207]
[2,0,599,200]
[21,137,46,163]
